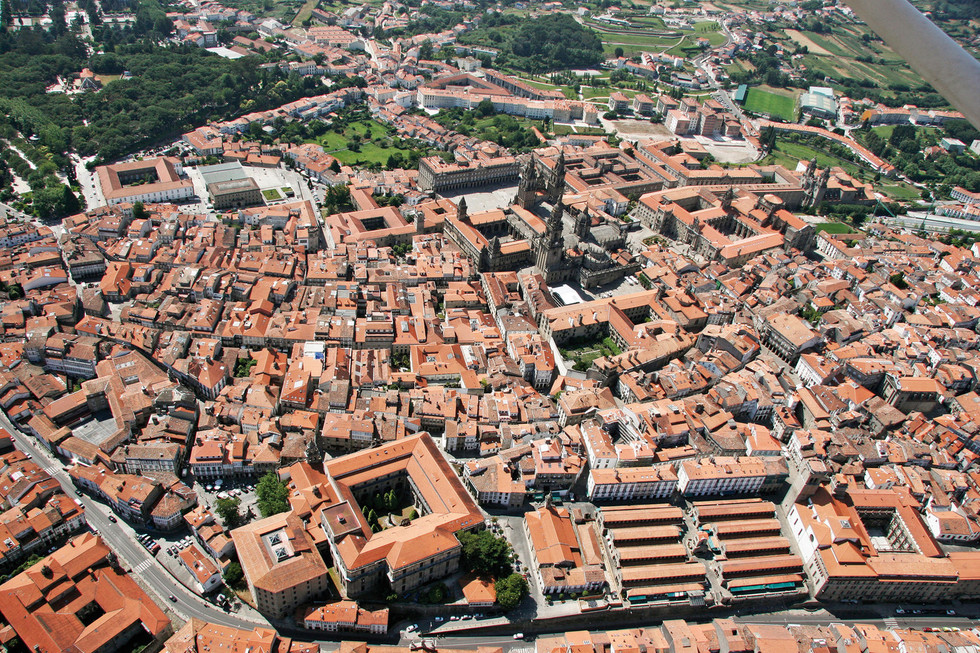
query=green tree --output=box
[419,39,434,60]
[256,471,290,517]
[495,573,528,610]
[215,497,242,528]
[476,98,495,118]
[223,561,244,588]
[889,272,908,290]
[132,201,149,220]
[614,47,624,58]
[458,529,512,577]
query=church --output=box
[443,151,641,290]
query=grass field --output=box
[787,27,925,90]
[552,125,608,136]
[816,222,859,234]
[756,139,869,178]
[261,188,282,201]
[312,119,421,167]
[291,0,318,26]
[743,87,797,121]
[881,184,923,201]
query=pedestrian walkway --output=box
[133,559,154,574]
[883,617,899,630]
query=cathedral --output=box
[441,150,641,289]
[519,152,640,289]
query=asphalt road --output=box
[0,411,267,631]
[8,409,980,646]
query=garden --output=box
[559,335,623,372]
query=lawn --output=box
[881,183,923,201]
[598,31,681,47]
[743,87,797,121]
[552,125,608,136]
[291,0,318,26]
[759,139,869,178]
[559,335,622,371]
[313,119,424,167]
[815,222,859,234]
[261,188,282,201]
[625,15,667,28]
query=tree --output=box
[132,201,149,221]
[889,272,908,290]
[223,562,244,588]
[458,530,512,577]
[215,497,242,528]
[495,573,528,610]
[419,39,434,60]
[614,47,624,58]
[330,159,341,173]
[476,98,495,118]
[256,471,290,517]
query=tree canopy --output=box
[256,472,290,518]
[507,14,604,72]
[215,497,242,529]
[494,572,528,610]
[458,529,513,578]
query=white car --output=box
[406,624,417,633]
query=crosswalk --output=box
[133,559,154,574]
[511,647,535,653]
[883,617,900,630]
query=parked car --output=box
[513,634,525,640]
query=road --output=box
[6,404,980,646]
[427,606,980,649]
[0,410,270,631]
[883,211,980,234]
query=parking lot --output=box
[194,476,261,525]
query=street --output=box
[0,409,269,632]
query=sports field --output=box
[815,222,859,234]
[743,87,796,121]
